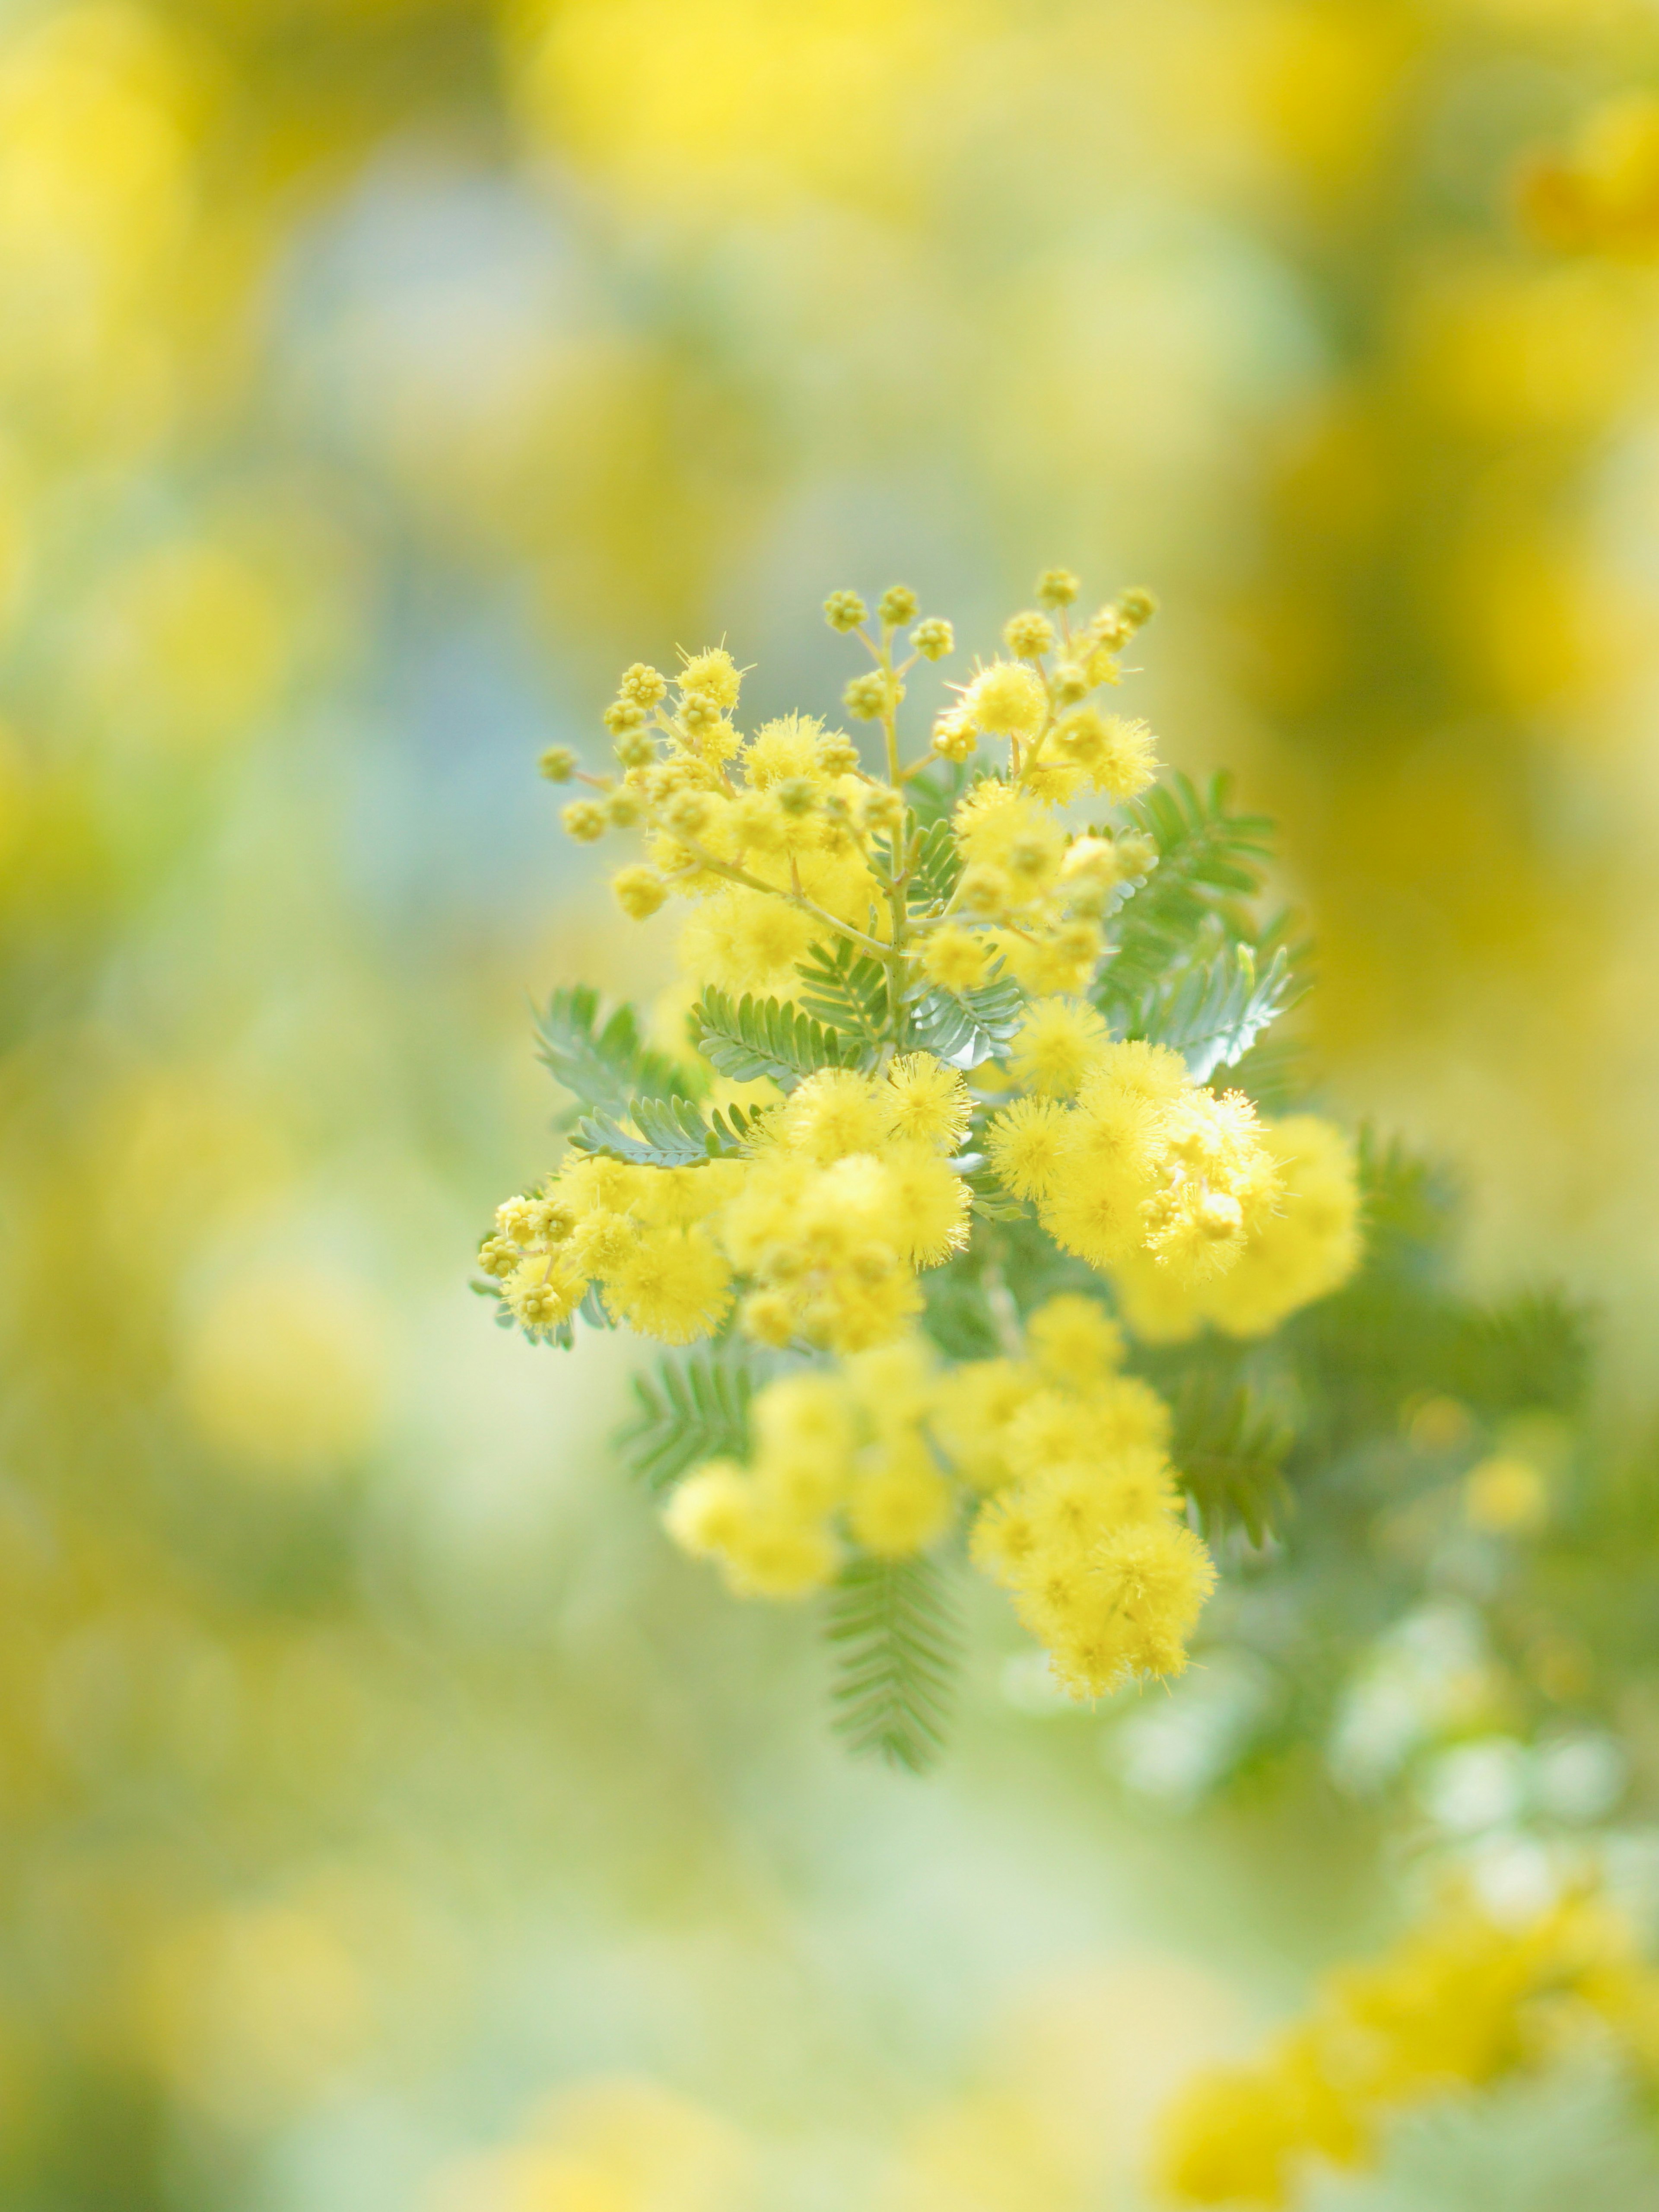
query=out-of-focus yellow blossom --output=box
[424,2076,752,2212]
[178,1263,390,1476]
[1155,1888,1659,2206]
[665,1301,1212,1695]
[1107,1116,1362,1343]
[1520,93,1659,260]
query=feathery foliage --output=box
[826,1554,960,1774]
[619,1350,757,1493]
[536,985,696,1120]
[1099,773,1274,1013]
[694,988,870,1088]
[795,940,891,1045]
[1133,940,1304,1082]
[1172,1374,1294,1546]
[571,1093,765,1167]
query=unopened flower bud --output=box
[614,728,655,769]
[539,745,578,783]
[823,589,868,633]
[663,791,712,839]
[1036,566,1081,608]
[1118,587,1158,629]
[775,777,817,818]
[605,789,642,828]
[843,672,892,721]
[1004,610,1056,659]
[911,617,954,661]
[603,698,646,735]
[960,863,1010,916]
[613,864,668,919]
[878,584,918,627]
[618,662,667,707]
[931,712,977,761]
[561,799,607,843]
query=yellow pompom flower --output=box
[676,886,821,999]
[883,1053,970,1152]
[1025,1294,1124,1385]
[930,1358,1046,1490]
[1081,1038,1189,1109]
[878,1142,972,1266]
[612,863,668,918]
[953,659,1048,740]
[1091,1520,1215,1677]
[847,1438,954,1557]
[1007,996,1109,1097]
[920,922,992,993]
[602,1226,732,1344]
[1090,713,1160,799]
[663,1461,753,1556]
[678,646,742,708]
[1197,1116,1361,1336]
[952,783,1064,892]
[504,1258,586,1335]
[985,1095,1071,1201]
[777,1067,889,1163]
[1089,1373,1174,1456]
[741,712,834,788]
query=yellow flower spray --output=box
[480,575,1363,1761]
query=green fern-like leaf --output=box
[693,988,869,1088]
[910,971,1025,1061]
[620,1351,756,1492]
[826,1553,960,1773]
[1133,941,1304,1082]
[906,818,963,914]
[1098,774,1275,1014]
[535,984,696,1120]
[571,1092,757,1168]
[1172,1375,1294,1546]
[795,940,891,1046]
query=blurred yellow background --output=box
[10,0,1659,2204]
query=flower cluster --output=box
[986,1018,1284,1289]
[482,577,1365,1742]
[1155,1888,1659,2206]
[667,1298,1211,1695]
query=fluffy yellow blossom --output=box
[1007,996,1109,1097]
[883,1053,970,1152]
[953,782,1064,896]
[777,1068,890,1163]
[847,1437,954,1556]
[929,1358,1047,1490]
[741,712,836,789]
[664,1464,840,1598]
[1026,1293,1124,1385]
[602,1227,732,1343]
[679,646,742,708]
[956,659,1047,739]
[612,863,668,918]
[677,886,822,999]
[985,1095,1071,1201]
[504,1258,586,1335]
[1107,1114,1358,1343]
[1155,1890,1659,2208]
[921,923,992,992]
